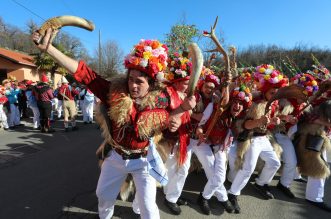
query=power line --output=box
[11,0,45,21]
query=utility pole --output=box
[98,29,101,73]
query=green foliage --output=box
[164,23,201,53]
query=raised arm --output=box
[32,28,78,74]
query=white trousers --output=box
[83,101,94,122]
[227,142,238,183]
[29,105,40,128]
[96,150,159,219]
[275,133,297,187]
[57,100,63,118]
[306,150,327,202]
[0,104,9,129]
[228,136,281,195]
[8,104,20,127]
[163,143,193,203]
[202,143,228,201]
[163,139,227,203]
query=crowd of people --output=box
[31,28,331,219]
[0,74,96,133]
[2,27,326,219]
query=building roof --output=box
[0,47,36,67]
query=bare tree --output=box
[91,40,124,78]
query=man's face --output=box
[4,82,11,89]
[173,79,189,93]
[265,88,278,101]
[201,82,215,99]
[128,69,150,99]
[230,100,244,117]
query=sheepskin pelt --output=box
[294,123,331,178]
[235,101,282,170]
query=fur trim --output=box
[235,102,283,170]
[295,123,330,178]
[278,99,294,116]
[246,101,267,120]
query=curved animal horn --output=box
[36,15,95,44]
[187,43,204,97]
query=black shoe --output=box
[177,197,189,206]
[277,182,295,198]
[3,127,9,131]
[306,199,331,212]
[41,128,46,133]
[220,200,235,213]
[89,121,93,124]
[65,128,69,132]
[164,198,181,215]
[294,178,307,183]
[197,193,211,215]
[9,126,15,130]
[228,193,240,214]
[254,183,274,199]
[72,126,79,131]
[84,121,88,124]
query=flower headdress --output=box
[199,66,220,87]
[124,39,168,80]
[291,73,319,96]
[163,52,192,82]
[231,84,253,108]
[236,67,254,85]
[254,64,288,92]
[307,65,330,81]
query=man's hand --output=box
[181,95,196,111]
[196,127,206,145]
[32,28,54,52]
[270,117,281,125]
[168,115,182,132]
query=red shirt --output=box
[73,61,170,150]
[58,84,79,100]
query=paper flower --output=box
[124,39,168,79]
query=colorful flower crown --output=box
[164,52,192,82]
[200,66,220,85]
[231,84,253,107]
[291,73,319,96]
[254,64,288,91]
[307,65,330,81]
[237,68,253,84]
[124,39,168,79]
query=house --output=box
[0,47,62,87]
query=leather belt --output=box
[115,148,147,160]
[253,132,266,137]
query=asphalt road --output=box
[0,115,330,219]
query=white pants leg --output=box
[306,150,327,202]
[0,105,9,129]
[163,143,193,203]
[193,142,225,201]
[227,142,238,183]
[57,100,62,118]
[229,136,281,195]
[275,133,297,187]
[202,147,228,201]
[30,106,40,128]
[83,101,94,122]
[87,102,94,122]
[96,151,159,219]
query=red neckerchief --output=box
[166,86,190,165]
